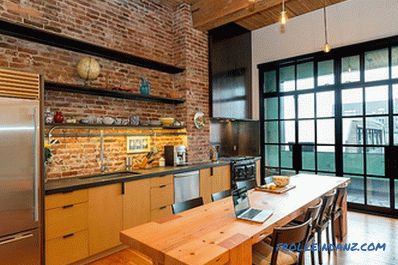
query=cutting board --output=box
[255,184,296,194]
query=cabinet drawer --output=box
[46,230,89,265]
[150,175,173,188]
[150,184,174,210]
[45,189,88,210]
[151,205,172,221]
[45,202,88,241]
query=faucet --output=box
[99,130,108,174]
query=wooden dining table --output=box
[120,174,350,265]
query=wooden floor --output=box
[90,211,397,265]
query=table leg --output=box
[228,239,252,265]
[334,193,347,241]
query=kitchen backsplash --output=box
[46,127,187,179]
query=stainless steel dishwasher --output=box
[174,170,200,203]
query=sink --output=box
[78,171,141,179]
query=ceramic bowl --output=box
[159,117,175,126]
[272,175,290,187]
[150,120,162,126]
[103,117,115,125]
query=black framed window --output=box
[259,36,398,217]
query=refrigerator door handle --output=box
[32,106,39,222]
[0,232,34,246]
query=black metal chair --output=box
[253,218,313,265]
[236,179,257,190]
[171,197,204,214]
[316,191,336,265]
[211,189,231,202]
[285,199,323,265]
[331,184,348,246]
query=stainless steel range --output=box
[220,156,257,188]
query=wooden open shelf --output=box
[45,82,185,104]
[0,19,185,74]
[45,123,186,130]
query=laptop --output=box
[232,188,273,223]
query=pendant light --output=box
[280,0,288,26]
[323,0,331,53]
[248,0,257,11]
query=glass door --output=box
[263,59,337,177]
[260,40,398,216]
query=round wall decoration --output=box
[77,57,101,80]
[194,112,205,129]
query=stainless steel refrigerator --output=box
[0,95,42,263]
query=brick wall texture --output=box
[0,0,210,179]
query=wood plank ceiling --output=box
[188,0,348,31]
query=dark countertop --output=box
[45,160,231,195]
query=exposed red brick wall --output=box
[0,0,175,65]
[0,0,210,178]
[173,4,210,162]
[46,128,187,179]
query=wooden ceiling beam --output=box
[192,0,288,31]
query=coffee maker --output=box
[164,145,187,166]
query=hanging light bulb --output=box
[248,0,257,11]
[324,42,331,53]
[322,0,331,53]
[280,0,288,26]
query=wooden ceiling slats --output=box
[164,0,347,31]
[234,0,347,30]
[192,0,285,31]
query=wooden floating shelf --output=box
[45,82,185,104]
[45,123,186,130]
[0,19,185,74]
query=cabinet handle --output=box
[62,204,74,209]
[63,233,74,239]
[159,206,167,210]
[210,168,214,176]
[121,182,125,195]
[159,184,167,188]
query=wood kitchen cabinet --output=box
[123,179,151,229]
[88,183,123,255]
[150,175,174,221]
[200,165,231,203]
[45,190,89,265]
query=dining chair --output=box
[330,184,348,246]
[253,218,312,265]
[284,199,323,265]
[236,179,257,190]
[211,189,231,202]
[316,190,336,265]
[171,197,204,214]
